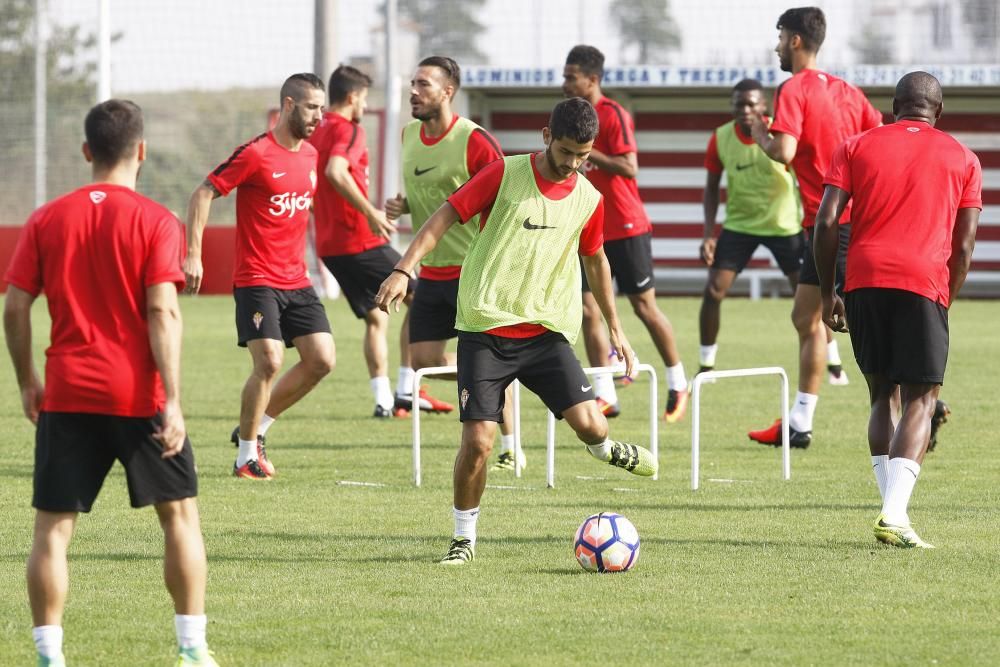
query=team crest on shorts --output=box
[460,388,469,409]
[252,311,264,330]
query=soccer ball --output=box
[574,512,640,573]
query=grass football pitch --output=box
[0,295,998,666]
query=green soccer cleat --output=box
[37,654,65,667]
[873,514,935,549]
[603,441,658,477]
[439,537,474,565]
[490,449,527,472]
[176,645,220,667]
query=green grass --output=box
[1,295,998,666]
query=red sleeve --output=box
[578,197,605,256]
[145,210,186,290]
[466,128,504,176]
[330,123,362,159]
[823,140,852,193]
[769,80,804,140]
[600,103,634,155]
[206,140,259,197]
[861,96,883,131]
[960,150,984,210]
[704,133,723,174]
[447,158,505,222]
[3,214,42,296]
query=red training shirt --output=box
[207,131,317,289]
[824,119,983,306]
[448,154,605,338]
[582,96,651,241]
[309,112,386,257]
[4,184,185,417]
[770,69,883,227]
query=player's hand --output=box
[699,238,716,266]
[182,255,203,295]
[20,374,44,425]
[822,294,849,333]
[608,327,635,380]
[367,209,397,240]
[749,112,769,144]
[385,193,407,221]
[154,400,187,459]
[375,270,410,313]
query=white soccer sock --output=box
[370,376,394,410]
[236,438,258,467]
[174,614,207,650]
[586,438,613,462]
[788,391,818,432]
[396,366,415,397]
[827,339,842,366]
[593,372,618,405]
[667,362,687,391]
[258,414,276,436]
[699,344,718,368]
[33,625,63,660]
[871,454,889,500]
[453,506,480,545]
[499,433,515,454]
[882,457,921,526]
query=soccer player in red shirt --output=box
[4,100,217,666]
[184,73,335,480]
[815,72,981,548]
[747,7,883,448]
[563,45,689,423]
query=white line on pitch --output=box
[575,475,608,481]
[336,480,387,487]
[707,478,754,484]
[612,488,639,492]
[485,484,538,490]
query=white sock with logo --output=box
[788,392,818,432]
[236,438,258,466]
[453,507,480,545]
[593,372,617,405]
[258,413,275,436]
[396,366,414,398]
[699,345,718,368]
[370,376,394,410]
[882,457,921,526]
[871,454,889,500]
[499,433,515,455]
[586,438,613,462]
[175,614,207,650]
[33,626,63,660]
[667,362,687,391]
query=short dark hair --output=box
[418,56,461,92]
[732,78,763,94]
[776,7,826,52]
[328,65,372,105]
[84,99,143,166]
[549,97,599,144]
[566,45,604,79]
[279,73,325,104]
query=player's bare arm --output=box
[581,249,635,378]
[947,208,981,306]
[325,155,396,239]
[750,115,797,164]
[146,281,186,458]
[813,185,851,331]
[375,201,460,312]
[182,178,221,294]
[384,193,410,221]
[586,149,638,179]
[701,170,723,265]
[2,285,43,424]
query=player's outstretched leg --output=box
[563,401,657,477]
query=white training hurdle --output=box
[544,363,659,488]
[690,366,790,490]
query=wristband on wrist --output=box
[393,267,415,280]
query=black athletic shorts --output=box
[33,411,198,512]
[456,330,595,422]
[581,232,655,294]
[799,224,850,295]
[845,288,949,384]
[322,245,413,319]
[409,277,459,343]
[712,228,804,275]
[234,286,331,347]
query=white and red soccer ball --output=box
[574,512,640,573]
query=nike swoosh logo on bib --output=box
[413,166,436,176]
[523,217,556,230]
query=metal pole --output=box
[381,0,400,213]
[313,0,337,80]
[96,0,111,102]
[34,0,47,209]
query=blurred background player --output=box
[815,72,981,547]
[184,73,335,479]
[747,7,882,448]
[310,64,438,418]
[3,100,217,666]
[699,78,803,373]
[562,45,689,422]
[376,97,656,565]
[386,56,523,471]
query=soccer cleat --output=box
[595,397,620,418]
[491,449,527,472]
[439,537,475,565]
[664,388,689,423]
[828,364,850,385]
[176,646,220,667]
[602,440,658,477]
[37,655,66,667]
[230,427,274,476]
[373,404,395,419]
[873,514,935,549]
[697,365,714,375]
[232,459,271,480]
[747,418,812,449]
[928,399,950,452]
[394,386,454,413]
[612,349,640,386]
